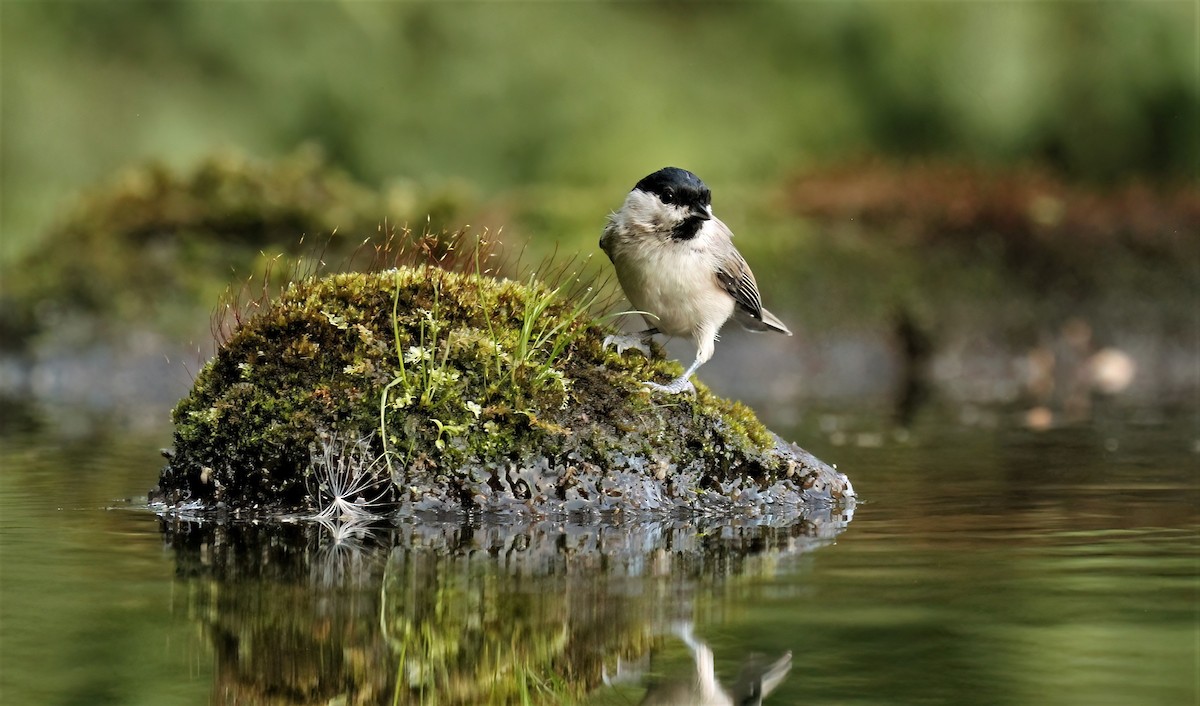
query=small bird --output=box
[600,167,792,394]
[637,622,793,705]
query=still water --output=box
[0,401,1195,705]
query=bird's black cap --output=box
[634,167,712,209]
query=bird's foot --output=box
[644,376,696,396]
[603,333,652,357]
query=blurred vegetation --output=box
[1,0,1196,414]
[2,1,1196,268]
[0,148,480,346]
[781,159,1200,329]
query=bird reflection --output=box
[632,622,793,706]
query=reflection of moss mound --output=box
[154,265,852,516]
[162,514,849,704]
[0,149,472,345]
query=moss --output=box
[155,265,852,516]
[0,147,477,347]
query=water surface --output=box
[0,402,1195,704]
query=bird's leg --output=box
[644,372,697,395]
[645,329,716,396]
[671,621,720,701]
[603,327,658,357]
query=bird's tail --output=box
[735,306,792,336]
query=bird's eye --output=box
[662,189,674,204]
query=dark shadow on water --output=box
[159,508,851,705]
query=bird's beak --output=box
[691,205,712,221]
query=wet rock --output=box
[153,265,853,517]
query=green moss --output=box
[0,148,477,346]
[156,265,848,514]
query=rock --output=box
[0,148,475,349]
[152,265,853,517]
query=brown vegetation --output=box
[787,159,1199,261]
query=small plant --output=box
[306,430,392,523]
[510,262,603,399]
[376,234,614,480]
[380,270,471,476]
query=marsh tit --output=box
[600,167,792,395]
[637,622,793,706]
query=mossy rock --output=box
[0,148,475,347]
[153,265,853,518]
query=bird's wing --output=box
[716,253,764,319]
[599,217,617,257]
[711,218,765,319]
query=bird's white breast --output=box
[605,220,736,340]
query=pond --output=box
[1,394,1194,705]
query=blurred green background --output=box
[1,8,1196,703]
[1,0,1196,411]
[4,0,1196,264]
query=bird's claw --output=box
[603,331,695,394]
[644,377,696,396]
[603,333,652,357]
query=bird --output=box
[637,622,794,706]
[600,167,792,394]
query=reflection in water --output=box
[160,506,851,704]
[607,622,792,706]
[1020,317,1138,431]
